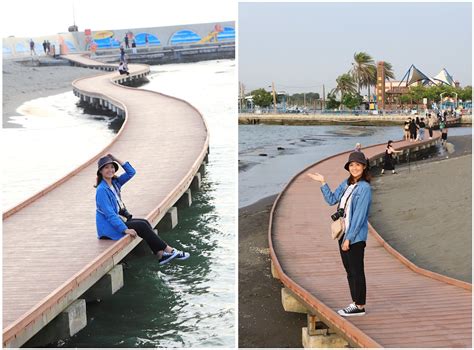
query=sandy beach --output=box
[370,142,472,283]
[3,58,102,127]
[238,134,472,347]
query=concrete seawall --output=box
[239,113,471,126]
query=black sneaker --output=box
[173,249,190,261]
[158,250,178,265]
[337,303,365,317]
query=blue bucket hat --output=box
[97,156,118,176]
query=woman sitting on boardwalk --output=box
[95,154,190,265]
[118,61,130,76]
[307,151,371,317]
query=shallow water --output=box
[2,94,120,211]
[4,60,236,347]
[239,124,472,208]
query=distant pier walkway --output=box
[3,54,209,347]
[239,112,470,126]
[270,135,471,348]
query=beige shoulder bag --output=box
[330,185,356,240]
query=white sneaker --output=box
[159,250,178,265]
[173,249,190,261]
[338,303,365,317]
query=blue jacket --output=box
[95,161,136,240]
[320,180,372,244]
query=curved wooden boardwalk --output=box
[270,136,472,348]
[3,54,209,346]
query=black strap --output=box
[338,184,357,214]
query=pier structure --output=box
[3,53,209,347]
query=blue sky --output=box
[239,2,472,95]
[1,0,235,38]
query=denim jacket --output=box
[320,180,372,244]
[95,161,136,240]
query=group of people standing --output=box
[42,40,52,54]
[403,113,448,143]
[403,116,427,142]
[123,34,138,50]
[123,34,139,54]
[29,39,53,56]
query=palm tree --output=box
[351,52,376,95]
[332,73,357,108]
[383,61,395,80]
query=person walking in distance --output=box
[29,39,36,56]
[409,118,418,142]
[418,117,426,141]
[124,34,129,49]
[427,113,435,139]
[307,151,372,316]
[381,140,402,175]
[441,123,448,146]
[120,46,125,62]
[95,154,190,265]
[403,118,411,141]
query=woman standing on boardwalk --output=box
[307,151,372,316]
[381,140,402,175]
[95,154,190,265]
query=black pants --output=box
[126,218,167,255]
[428,127,433,138]
[339,239,366,305]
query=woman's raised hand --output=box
[107,153,124,165]
[307,172,325,184]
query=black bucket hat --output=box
[97,156,118,176]
[344,151,368,171]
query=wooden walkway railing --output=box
[269,135,472,348]
[3,54,209,347]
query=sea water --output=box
[239,124,472,207]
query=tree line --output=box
[247,52,472,110]
[248,90,321,109]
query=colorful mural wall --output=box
[2,22,235,58]
[2,33,77,57]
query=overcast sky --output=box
[1,0,235,38]
[239,2,472,95]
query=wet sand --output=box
[370,137,472,283]
[3,58,101,127]
[238,135,472,347]
[239,195,306,348]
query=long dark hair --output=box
[94,174,118,188]
[348,166,371,184]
